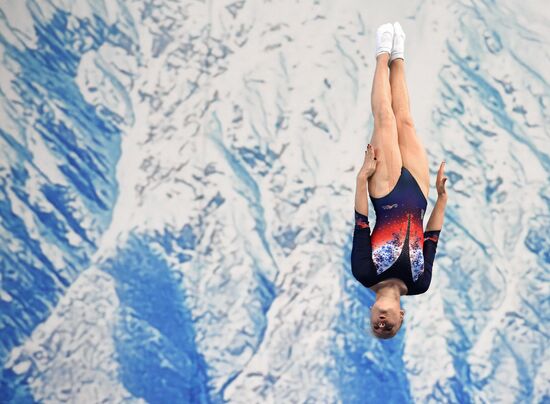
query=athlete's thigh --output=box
[368,121,403,198]
[397,125,430,198]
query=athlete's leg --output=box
[389,57,430,199]
[368,51,403,198]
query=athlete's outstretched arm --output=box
[355,144,378,216]
[426,161,448,231]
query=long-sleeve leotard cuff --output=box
[423,229,441,245]
[423,230,441,270]
[412,230,441,294]
[351,210,376,287]
[354,210,370,231]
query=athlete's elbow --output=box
[351,265,366,285]
[350,254,365,282]
[350,256,373,286]
[350,258,363,282]
[416,282,430,294]
[416,273,432,294]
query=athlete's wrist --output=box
[356,173,370,184]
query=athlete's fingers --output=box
[366,144,377,164]
[359,144,377,177]
[359,145,377,178]
[436,161,445,186]
[363,148,370,165]
[437,161,445,179]
[437,175,448,195]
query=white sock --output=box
[390,21,406,63]
[375,23,394,58]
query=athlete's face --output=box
[370,300,404,338]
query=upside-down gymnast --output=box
[351,22,448,339]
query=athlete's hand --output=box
[436,161,448,198]
[357,144,377,180]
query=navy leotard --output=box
[351,167,441,295]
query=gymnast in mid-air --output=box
[351,22,448,339]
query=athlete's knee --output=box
[395,112,415,130]
[373,107,395,129]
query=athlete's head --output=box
[370,297,404,339]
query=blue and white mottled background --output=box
[0,0,549,403]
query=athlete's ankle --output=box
[376,52,391,63]
[389,57,405,67]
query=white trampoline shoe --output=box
[390,21,406,63]
[375,23,394,58]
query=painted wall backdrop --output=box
[0,0,549,403]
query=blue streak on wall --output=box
[208,112,277,269]
[101,233,211,403]
[0,5,125,388]
[205,112,279,398]
[0,367,37,404]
